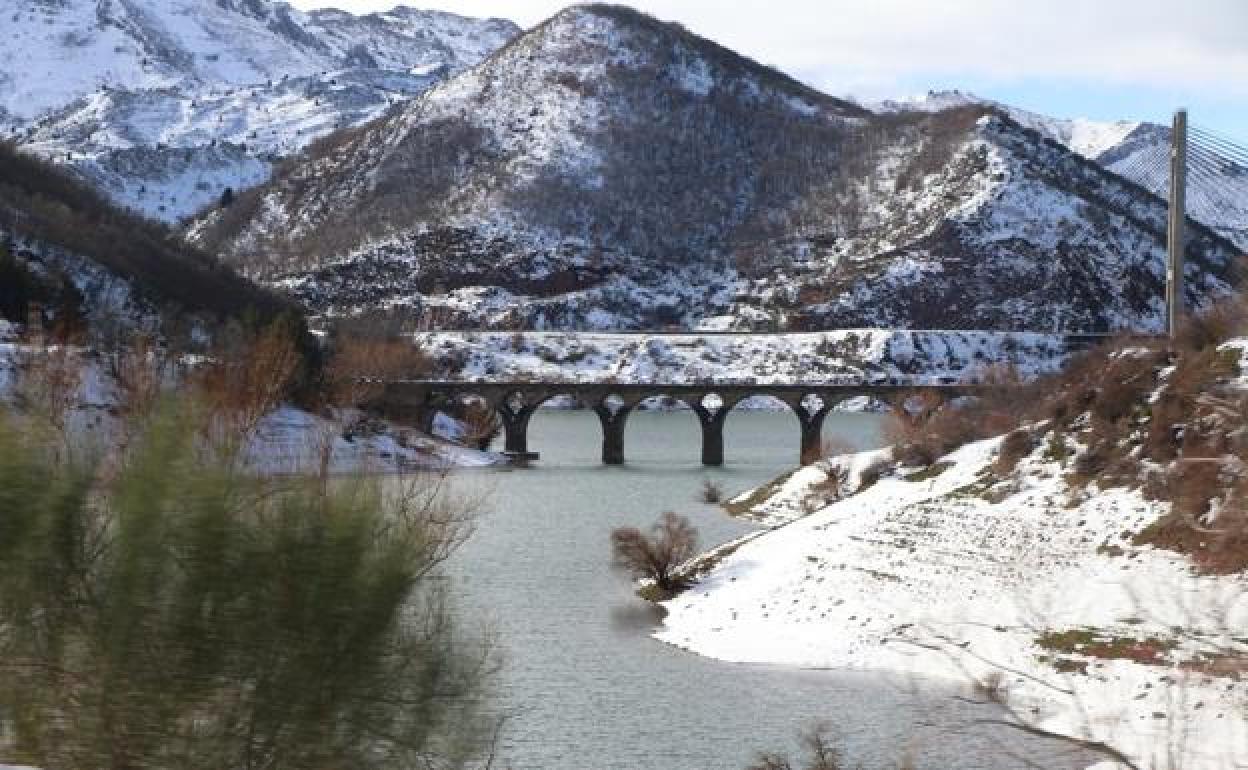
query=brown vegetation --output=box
[611,512,699,596]
[460,400,502,451]
[194,318,306,447]
[323,331,430,410]
[884,292,1247,573]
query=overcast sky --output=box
[289,0,1248,140]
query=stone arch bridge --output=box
[385,381,982,466]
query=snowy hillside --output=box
[872,91,1248,249]
[658,338,1248,769]
[196,4,867,271]
[1,0,519,220]
[412,329,1070,385]
[660,437,1248,770]
[16,70,437,220]
[0,0,517,123]
[196,5,1239,335]
[870,90,1139,159]
[0,142,292,346]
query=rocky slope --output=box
[1,0,519,221]
[196,4,1242,334]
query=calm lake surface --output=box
[435,409,1094,769]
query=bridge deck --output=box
[384,379,988,468]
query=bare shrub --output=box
[887,392,980,467]
[194,319,303,453]
[857,457,891,490]
[1088,353,1156,424]
[461,400,502,450]
[747,724,849,770]
[1173,294,1248,353]
[806,466,846,506]
[107,333,170,420]
[1071,441,1115,485]
[13,342,83,456]
[995,429,1035,475]
[325,333,430,410]
[611,512,699,595]
[700,479,725,503]
[819,436,855,461]
[1136,458,1248,573]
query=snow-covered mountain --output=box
[1,0,519,220]
[872,91,1248,249]
[869,90,1139,160]
[194,5,1241,334]
[0,141,292,345]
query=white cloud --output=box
[291,0,1248,98]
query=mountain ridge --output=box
[867,90,1248,249]
[2,0,520,221]
[193,5,1241,334]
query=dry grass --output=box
[994,429,1036,475]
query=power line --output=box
[1187,150,1248,198]
[1187,147,1248,185]
[1115,144,1170,187]
[1189,126,1248,167]
[1190,123,1248,156]
[1115,153,1172,203]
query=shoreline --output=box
[653,438,1248,770]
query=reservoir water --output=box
[439,408,1095,769]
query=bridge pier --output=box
[385,381,972,468]
[799,415,829,466]
[782,392,833,466]
[682,394,741,466]
[489,389,544,457]
[499,409,534,454]
[591,395,637,465]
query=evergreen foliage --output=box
[0,400,494,770]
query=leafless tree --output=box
[610,512,698,594]
[747,725,852,770]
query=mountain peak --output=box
[0,0,520,124]
[192,8,1238,335]
[4,0,521,220]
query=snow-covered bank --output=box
[658,396,1248,767]
[415,329,1070,384]
[244,406,500,474]
[0,344,499,473]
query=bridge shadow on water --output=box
[502,403,888,474]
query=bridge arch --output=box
[388,381,912,467]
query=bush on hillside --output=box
[883,293,1248,573]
